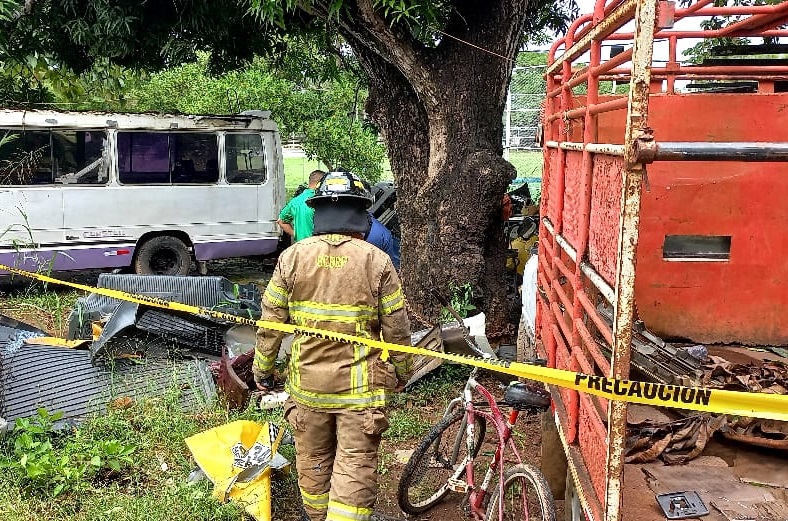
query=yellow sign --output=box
[2,263,787,422]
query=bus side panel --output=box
[62,185,278,262]
[0,188,64,246]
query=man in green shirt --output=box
[278,170,325,242]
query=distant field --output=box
[283,157,327,198]
[508,150,543,179]
[283,150,542,199]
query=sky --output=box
[532,0,707,63]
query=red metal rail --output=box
[538,1,788,521]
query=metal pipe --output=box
[586,143,626,156]
[547,0,639,75]
[542,218,616,304]
[605,0,658,519]
[556,234,579,264]
[639,142,788,163]
[581,261,615,303]
[547,141,625,156]
[544,218,579,265]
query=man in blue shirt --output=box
[365,214,400,270]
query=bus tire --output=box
[134,236,191,276]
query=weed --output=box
[383,409,431,442]
[0,287,80,335]
[439,282,477,324]
[0,408,137,497]
[377,450,395,477]
[397,363,471,409]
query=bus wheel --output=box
[134,236,191,276]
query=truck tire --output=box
[133,236,191,276]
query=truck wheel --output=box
[565,468,584,521]
[133,236,191,276]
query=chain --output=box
[405,297,436,330]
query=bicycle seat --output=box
[503,382,551,411]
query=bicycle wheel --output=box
[397,407,486,515]
[484,464,556,521]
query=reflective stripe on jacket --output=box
[254,234,412,409]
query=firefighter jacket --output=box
[254,234,412,409]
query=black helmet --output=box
[307,170,373,209]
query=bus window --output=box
[171,133,219,184]
[226,133,266,184]
[118,132,171,184]
[52,130,109,185]
[0,130,52,185]
[117,132,219,184]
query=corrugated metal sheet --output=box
[1,343,216,426]
[68,274,260,340]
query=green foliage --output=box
[62,55,386,182]
[677,0,784,64]
[0,409,136,497]
[383,409,432,441]
[0,394,290,521]
[390,363,472,408]
[440,282,477,324]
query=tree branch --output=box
[315,0,439,108]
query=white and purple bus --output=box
[0,109,285,276]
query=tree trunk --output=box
[341,0,529,337]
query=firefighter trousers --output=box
[284,399,389,521]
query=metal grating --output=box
[1,343,216,426]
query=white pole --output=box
[505,83,512,161]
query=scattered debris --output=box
[0,274,263,427]
[626,414,726,464]
[1,340,215,427]
[185,420,291,521]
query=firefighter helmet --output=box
[307,170,373,209]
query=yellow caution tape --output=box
[24,336,91,349]
[3,263,787,422]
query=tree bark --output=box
[338,0,530,336]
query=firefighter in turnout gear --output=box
[253,170,413,521]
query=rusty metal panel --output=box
[545,147,562,223]
[634,93,788,345]
[554,334,577,443]
[578,392,608,505]
[589,154,625,286]
[562,150,585,248]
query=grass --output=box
[283,156,327,198]
[0,283,81,336]
[282,156,393,199]
[507,150,543,202]
[508,150,543,180]
[0,392,300,521]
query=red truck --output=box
[536,1,788,520]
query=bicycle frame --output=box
[442,368,524,521]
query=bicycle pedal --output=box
[447,478,469,493]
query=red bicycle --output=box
[397,363,555,521]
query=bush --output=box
[0,408,136,497]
